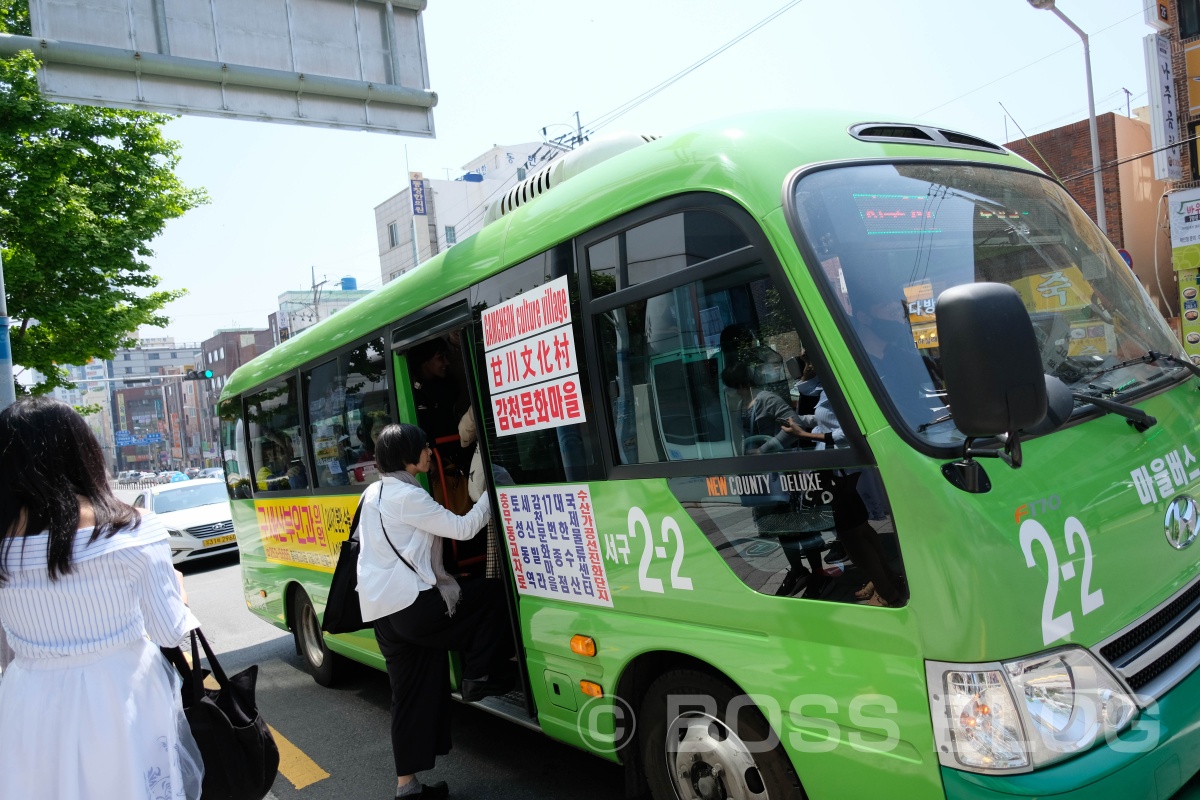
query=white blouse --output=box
[356,475,491,622]
[0,515,199,669]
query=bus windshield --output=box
[791,162,1182,445]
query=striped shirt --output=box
[0,515,199,669]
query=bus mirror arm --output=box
[941,431,1022,495]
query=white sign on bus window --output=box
[497,485,613,607]
[481,276,586,436]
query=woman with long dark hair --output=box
[0,397,203,799]
[357,422,512,799]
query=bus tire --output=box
[640,669,803,800]
[291,588,338,686]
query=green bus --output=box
[219,109,1200,799]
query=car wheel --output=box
[291,588,338,686]
[640,669,803,800]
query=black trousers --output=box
[373,577,511,776]
[827,471,902,604]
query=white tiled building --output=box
[374,141,555,283]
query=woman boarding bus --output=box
[220,110,1200,800]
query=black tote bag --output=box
[164,630,280,800]
[321,493,369,634]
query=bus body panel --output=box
[219,109,1200,799]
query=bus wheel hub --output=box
[670,713,765,799]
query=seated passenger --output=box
[256,435,308,492]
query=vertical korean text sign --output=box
[480,276,586,436]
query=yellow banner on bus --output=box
[254,495,361,573]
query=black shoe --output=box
[461,675,514,702]
[824,544,850,565]
[775,568,809,597]
[397,781,449,799]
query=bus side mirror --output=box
[936,283,1047,490]
[936,283,1047,437]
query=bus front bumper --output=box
[942,663,1200,799]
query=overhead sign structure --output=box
[18,0,436,136]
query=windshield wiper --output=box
[1065,350,1199,390]
[1072,389,1156,432]
[1147,350,1200,379]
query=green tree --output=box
[0,1,207,394]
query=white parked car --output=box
[130,479,236,564]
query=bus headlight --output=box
[927,647,1136,774]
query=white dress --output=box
[0,515,204,800]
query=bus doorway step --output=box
[454,688,538,731]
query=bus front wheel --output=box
[640,669,803,800]
[291,588,338,686]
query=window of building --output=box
[245,376,308,494]
[149,353,160,360]
[171,352,177,359]
[124,367,133,374]
[517,167,526,181]
[122,353,131,361]
[1182,0,1200,39]
[301,336,391,488]
[445,225,457,245]
[219,347,224,360]
[388,221,400,248]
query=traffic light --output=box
[184,369,213,380]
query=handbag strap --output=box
[376,482,417,573]
[162,642,204,703]
[347,489,368,543]
[190,628,233,691]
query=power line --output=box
[918,7,1146,123]
[585,0,806,134]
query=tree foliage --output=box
[0,1,207,394]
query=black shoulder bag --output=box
[321,485,416,634]
[163,629,280,800]
[320,492,370,634]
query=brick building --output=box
[1005,113,1174,316]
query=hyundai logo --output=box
[1164,495,1200,550]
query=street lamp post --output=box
[1027,0,1107,237]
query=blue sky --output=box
[145,0,1160,345]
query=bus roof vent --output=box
[483,132,660,226]
[850,122,1004,153]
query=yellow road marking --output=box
[270,725,331,790]
[200,676,330,789]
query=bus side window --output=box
[218,397,251,499]
[301,336,390,489]
[245,376,309,494]
[595,264,814,464]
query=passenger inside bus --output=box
[255,434,308,492]
[407,334,487,574]
[719,324,803,455]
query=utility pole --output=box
[311,266,328,325]
[0,251,15,413]
[575,110,584,147]
[1123,87,1132,117]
